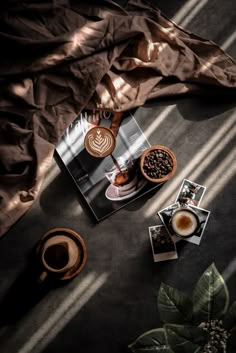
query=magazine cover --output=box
[56,110,161,221]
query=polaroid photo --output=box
[158,203,210,246]
[158,202,181,243]
[181,205,211,245]
[175,179,206,207]
[149,225,178,262]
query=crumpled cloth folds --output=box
[0,0,235,237]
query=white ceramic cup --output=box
[170,207,200,238]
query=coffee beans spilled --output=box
[143,149,173,179]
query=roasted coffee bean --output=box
[143,149,173,179]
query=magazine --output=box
[56,110,162,221]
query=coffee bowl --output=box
[170,206,200,238]
[140,145,177,183]
[37,228,87,282]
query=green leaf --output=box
[128,328,172,353]
[223,302,236,331]
[193,263,229,323]
[227,326,236,352]
[158,283,193,324]
[165,324,208,353]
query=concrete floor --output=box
[0,1,235,353]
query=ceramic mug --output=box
[38,235,79,282]
[170,206,200,238]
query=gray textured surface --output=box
[0,1,235,353]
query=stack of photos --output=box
[149,179,210,262]
[149,225,178,262]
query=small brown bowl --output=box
[140,145,177,183]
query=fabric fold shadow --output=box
[0,0,235,237]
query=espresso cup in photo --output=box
[104,156,137,190]
[170,207,200,238]
[39,235,79,282]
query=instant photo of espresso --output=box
[171,209,199,237]
[158,202,210,246]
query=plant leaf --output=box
[227,326,236,352]
[223,301,236,331]
[165,324,208,353]
[158,283,193,324]
[193,263,229,323]
[128,328,172,353]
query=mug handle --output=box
[38,271,48,283]
[195,220,205,235]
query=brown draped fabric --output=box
[0,0,235,237]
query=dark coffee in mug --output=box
[44,243,69,270]
[114,169,132,186]
[38,232,83,283]
[171,208,199,237]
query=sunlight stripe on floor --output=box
[223,258,236,281]
[202,147,236,207]
[222,30,236,51]
[189,123,236,184]
[178,0,208,28]
[143,105,176,138]
[144,110,236,218]
[17,272,108,353]
[172,0,208,27]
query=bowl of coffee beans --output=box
[140,145,177,183]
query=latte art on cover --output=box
[88,130,113,155]
[84,126,116,158]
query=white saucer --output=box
[105,179,147,201]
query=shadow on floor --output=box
[39,153,96,226]
[177,95,236,122]
[145,94,236,122]
[0,248,65,328]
